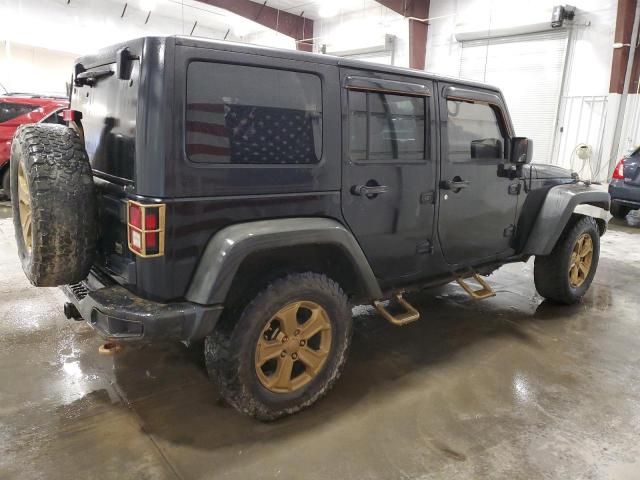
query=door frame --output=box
[339,67,439,283]
[436,83,519,268]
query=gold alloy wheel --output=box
[255,301,332,393]
[17,162,33,252]
[569,233,593,288]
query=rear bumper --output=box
[62,270,223,343]
[609,180,640,207]
[611,198,640,209]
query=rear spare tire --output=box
[10,124,97,286]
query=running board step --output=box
[455,273,495,300]
[373,293,420,326]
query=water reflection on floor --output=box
[1,213,639,479]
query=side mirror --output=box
[510,137,533,164]
[471,138,503,159]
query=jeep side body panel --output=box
[186,218,382,305]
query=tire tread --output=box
[10,124,96,286]
[205,272,352,421]
[534,216,599,304]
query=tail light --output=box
[127,200,165,258]
[612,158,625,180]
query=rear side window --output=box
[446,100,505,163]
[0,103,38,123]
[186,62,322,164]
[348,90,426,162]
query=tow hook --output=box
[99,342,123,355]
[63,302,82,321]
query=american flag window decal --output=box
[186,62,322,165]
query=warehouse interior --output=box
[1,0,640,478]
[2,0,639,178]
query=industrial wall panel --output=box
[459,30,569,164]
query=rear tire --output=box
[534,216,600,305]
[205,272,352,421]
[610,203,630,219]
[10,124,97,286]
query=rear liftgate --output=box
[374,272,495,326]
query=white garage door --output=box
[459,30,569,164]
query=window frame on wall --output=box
[346,87,429,164]
[184,61,323,166]
[444,96,511,164]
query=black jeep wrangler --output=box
[10,36,610,420]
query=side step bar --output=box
[455,273,495,300]
[374,293,420,326]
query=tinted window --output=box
[348,91,367,161]
[186,62,322,164]
[348,90,426,161]
[0,103,38,123]
[447,100,504,163]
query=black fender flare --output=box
[522,183,611,255]
[185,218,382,305]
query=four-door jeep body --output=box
[10,36,611,420]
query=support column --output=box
[196,0,314,52]
[609,0,638,94]
[630,37,640,94]
[606,0,640,173]
[374,0,430,69]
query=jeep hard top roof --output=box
[74,35,502,95]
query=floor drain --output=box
[99,342,122,355]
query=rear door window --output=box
[0,103,38,123]
[186,62,322,164]
[348,90,426,162]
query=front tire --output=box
[205,272,352,421]
[534,216,600,305]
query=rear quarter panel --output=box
[111,41,346,301]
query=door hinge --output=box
[508,183,521,195]
[416,240,434,254]
[503,225,516,238]
[420,191,435,204]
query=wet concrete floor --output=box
[1,200,640,479]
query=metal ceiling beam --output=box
[195,0,314,52]
[374,0,430,69]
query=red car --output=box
[1,94,69,198]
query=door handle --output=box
[439,179,470,190]
[351,184,389,197]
